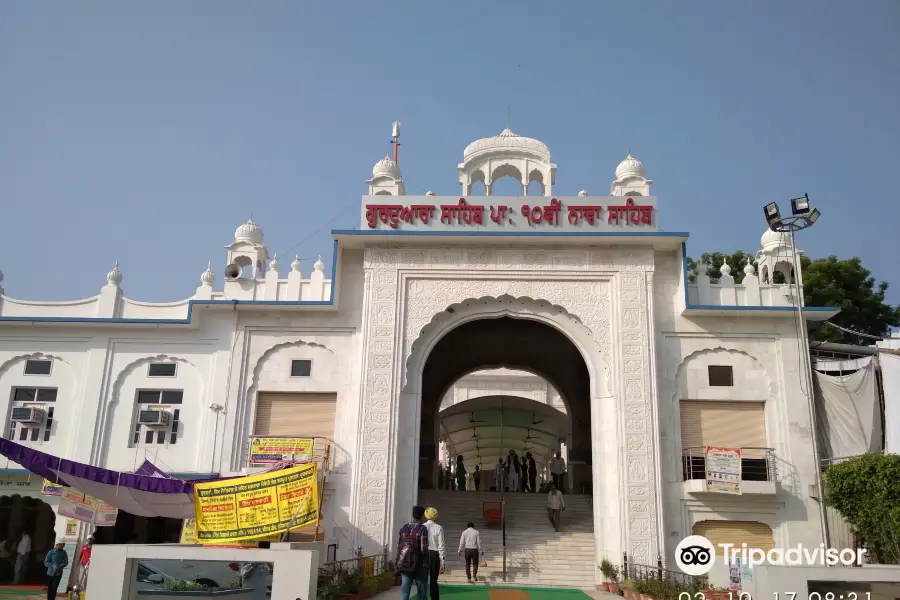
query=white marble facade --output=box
[0,127,837,581]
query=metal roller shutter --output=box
[692,520,775,552]
[679,401,767,449]
[254,392,337,468]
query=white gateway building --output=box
[0,127,836,588]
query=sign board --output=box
[64,519,79,539]
[193,464,318,544]
[59,489,119,525]
[249,436,314,464]
[705,446,742,495]
[42,480,65,496]
[180,518,281,547]
[361,196,658,233]
[729,557,742,591]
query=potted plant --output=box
[621,579,638,600]
[599,559,622,594]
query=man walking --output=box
[547,483,566,532]
[423,507,445,600]
[395,506,429,600]
[526,452,537,493]
[43,540,68,600]
[457,521,483,583]
[14,531,31,585]
[550,452,567,493]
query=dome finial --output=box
[269,254,280,272]
[578,190,588,197]
[313,255,325,272]
[720,257,732,277]
[107,262,122,285]
[200,262,214,286]
[290,255,302,272]
[743,256,756,276]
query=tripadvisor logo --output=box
[675,535,867,575]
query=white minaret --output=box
[224,218,270,280]
[610,154,653,196]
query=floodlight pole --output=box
[770,211,831,552]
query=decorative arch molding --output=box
[0,352,73,378]
[246,339,334,395]
[403,294,610,398]
[670,346,775,404]
[98,353,201,463]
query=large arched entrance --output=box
[417,317,593,493]
[0,495,56,584]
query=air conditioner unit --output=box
[11,407,45,424]
[138,409,170,427]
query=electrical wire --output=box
[822,321,888,341]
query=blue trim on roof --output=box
[0,240,340,324]
[332,229,691,238]
[680,241,839,315]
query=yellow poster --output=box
[41,480,65,496]
[59,489,98,522]
[248,437,314,464]
[193,464,318,544]
[180,519,198,544]
[64,520,79,538]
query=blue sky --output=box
[2,1,898,303]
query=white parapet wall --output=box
[87,543,319,600]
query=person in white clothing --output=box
[423,507,445,600]
[550,452,567,493]
[457,522,483,582]
[13,531,31,584]
[547,483,566,532]
[494,459,505,491]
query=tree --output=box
[686,251,757,284]
[687,252,900,345]
[824,453,900,564]
[800,256,900,345]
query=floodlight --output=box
[791,194,810,215]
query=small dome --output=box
[107,262,122,285]
[761,228,790,251]
[269,255,279,272]
[426,191,437,196]
[313,255,325,272]
[234,218,264,245]
[615,154,645,179]
[720,259,732,277]
[290,255,302,272]
[372,155,401,179]
[578,190,588,197]
[463,128,551,162]
[743,258,756,276]
[200,263,214,286]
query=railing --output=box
[622,554,704,588]
[681,447,777,482]
[317,552,388,598]
[501,495,507,583]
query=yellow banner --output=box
[193,464,318,544]
[41,480,65,496]
[180,518,281,546]
[248,437,314,464]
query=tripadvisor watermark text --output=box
[675,535,867,576]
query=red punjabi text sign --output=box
[362,196,656,232]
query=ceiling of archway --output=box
[438,394,569,468]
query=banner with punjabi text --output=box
[193,464,318,544]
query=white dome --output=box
[615,154,645,179]
[200,263,214,286]
[372,155,401,179]
[234,218,264,245]
[761,228,791,251]
[107,262,122,285]
[463,128,551,162]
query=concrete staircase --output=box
[417,489,597,589]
